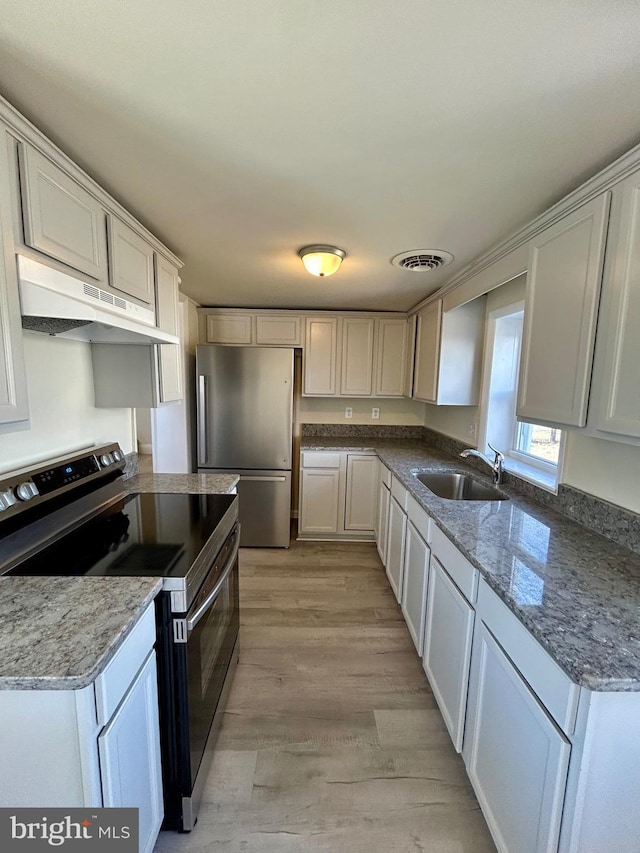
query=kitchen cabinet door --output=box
[0,130,28,424]
[423,557,474,751]
[517,193,610,428]
[403,315,417,398]
[413,300,442,403]
[155,255,182,403]
[464,622,570,853]
[386,495,407,602]
[344,454,377,531]
[590,170,640,441]
[340,318,374,396]
[401,521,430,656]
[375,317,407,397]
[304,317,339,395]
[376,480,390,566]
[98,652,164,853]
[18,143,108,282]
[256,314,302,346]
[204,312,254,344]
[107,214,155,307]
[299,468,341,535]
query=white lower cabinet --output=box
[376,476,390,565]
[423,557,475,752]
[99,652,164,853]
[464,622,570,853]
[298,450,377,539]
[401,520,430,655]
[344,454,378,531]
[299,467,341,534]
[0,603,163,853]
[386,493,407,601]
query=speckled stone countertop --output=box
[301,438,640,691]
[0,577,161,690]
[125,471,239,495]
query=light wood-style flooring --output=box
[154,539,495,852]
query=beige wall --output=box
[299,395,426,425]
[0,332,135,474]
[422,276,640,514]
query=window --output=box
[479,300,564,491]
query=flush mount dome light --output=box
[391,249,454,271]
[298,245,346,277]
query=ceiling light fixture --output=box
[298,245,346,277]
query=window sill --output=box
[503,457,558,493]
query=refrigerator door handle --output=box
[198,375,209,466]
[239,475,288,482]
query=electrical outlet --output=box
[468,422,476,439]
[345,407,353,419]
[371,407,380,420]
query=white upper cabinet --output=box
[517,193,610,428]
[18,143,108,282]
[413,300,441,402]
[341,317,374,396]
[304,317,339,395]
[205,312,253,344]
[155,254,182,403]
[303,314,409,398]
[375,317,408,397]
[0,128,28,424]
[255,314,301,346]
[107,214,155,307]
[413,298,485,405]
[589,170,640,441]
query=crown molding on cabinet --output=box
[410,139,640,315]
[0,94,183,270]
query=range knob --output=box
[14,481,39,502]
[99,453,114,467]
[0,489,18,511]
[112,449,123,462]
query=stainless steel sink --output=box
[414,471,509,501]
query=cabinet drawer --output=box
[301,451,341,469]
[407,494,430,543]
[430,524,478,603]
[95,602,156,727]
[391,475,408,510]
[379,462,392,489]
[477,579,580,735]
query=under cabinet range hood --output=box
[17,255,179,345]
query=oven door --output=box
[160,522,240,831]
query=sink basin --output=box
[414,471,509,501]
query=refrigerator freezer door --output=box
[197,346,293,470]
[200,469,292,547]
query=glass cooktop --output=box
[7,492,237,579]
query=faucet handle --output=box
[488,442,504,463]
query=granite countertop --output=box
[125,471,239,495]
[0,577,161,690]
[301,438,640,691]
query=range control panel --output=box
[0,443,125,518]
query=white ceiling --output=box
[0,1,639,311]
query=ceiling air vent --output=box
[391,249,454,272]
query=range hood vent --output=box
[17,256,179,346]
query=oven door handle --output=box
[186,528,240,633]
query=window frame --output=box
[478,300,565,493]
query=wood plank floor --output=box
[154,539,496,853]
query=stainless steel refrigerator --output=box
[196,345,293,547]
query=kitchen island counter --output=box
[301,437,640,691]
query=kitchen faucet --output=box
[460,443,504,485]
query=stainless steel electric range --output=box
[0,443,240,832]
